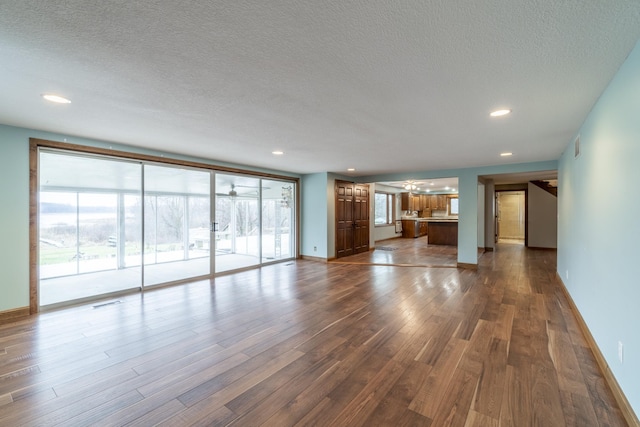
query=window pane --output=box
[262,180,295,263]
[38,151,142,306]
[215,174,260,272]
[144,164,211,286]
[375,193,388,225]
[450,197,459,215]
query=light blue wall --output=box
[458,171,479,264]
[0,126,30,311]
[558,40,640,415]
[0,124,300,312]
[301,172,328,257]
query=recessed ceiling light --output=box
[430,182,434,186]
[490,109,511,117]
[347,168,356,172]
[500,152,513,157]
[42,94,71,104]
[272,150,284,155]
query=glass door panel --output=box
[78,193,118,274]
[215,174,260,273]
[38,151,142,306]
[143,164,211,286]
[261,180,295,263]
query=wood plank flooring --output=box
[0,244,628,426]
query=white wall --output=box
[527,182,557,248]
[558,39,640,415]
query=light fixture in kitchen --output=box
[403,180,422,191]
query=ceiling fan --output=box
[403,180,422,191]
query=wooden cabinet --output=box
[429,195,447,211]
[439,195,447,210]
[401,219,417,238]
[401,193,410,210]
[401,220,428,238]
[400,193,421,211]
[420,194,429,210]
[427,221,458,245]
[419,221,428,236]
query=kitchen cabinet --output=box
[419,221,428,236]
[400,193,409,210]
[400,193,421,211]
[429,195,447,211]
[401,219,428,238]
[420,194,429,210]
[427,221,458,245]
[401,219,417,238]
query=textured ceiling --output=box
[1,1,639,176]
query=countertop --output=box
[401,217,458,222]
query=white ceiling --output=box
[1,1,639,176]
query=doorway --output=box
[335,180,370,258]
[496,190,526,244]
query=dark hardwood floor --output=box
[0,244,627,426]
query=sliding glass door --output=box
[143,164,211,286]
[38,147,296,307]
[215,174,261,273]
[39,152,143,306]
[261,179,295,263]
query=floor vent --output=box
[93,300,122,309]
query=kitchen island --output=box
[426,219,458,246]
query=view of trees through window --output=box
[374,192,394,225]
[38,149,297,305]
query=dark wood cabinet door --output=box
[336,181,354,258]
[353,184,369,254]
[400,192,410,210]
[335,181,369,258]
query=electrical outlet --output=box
[618,341,624,364]
[313,246,317,252]
[566,270,569,280]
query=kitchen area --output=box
[398,182,459,246]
